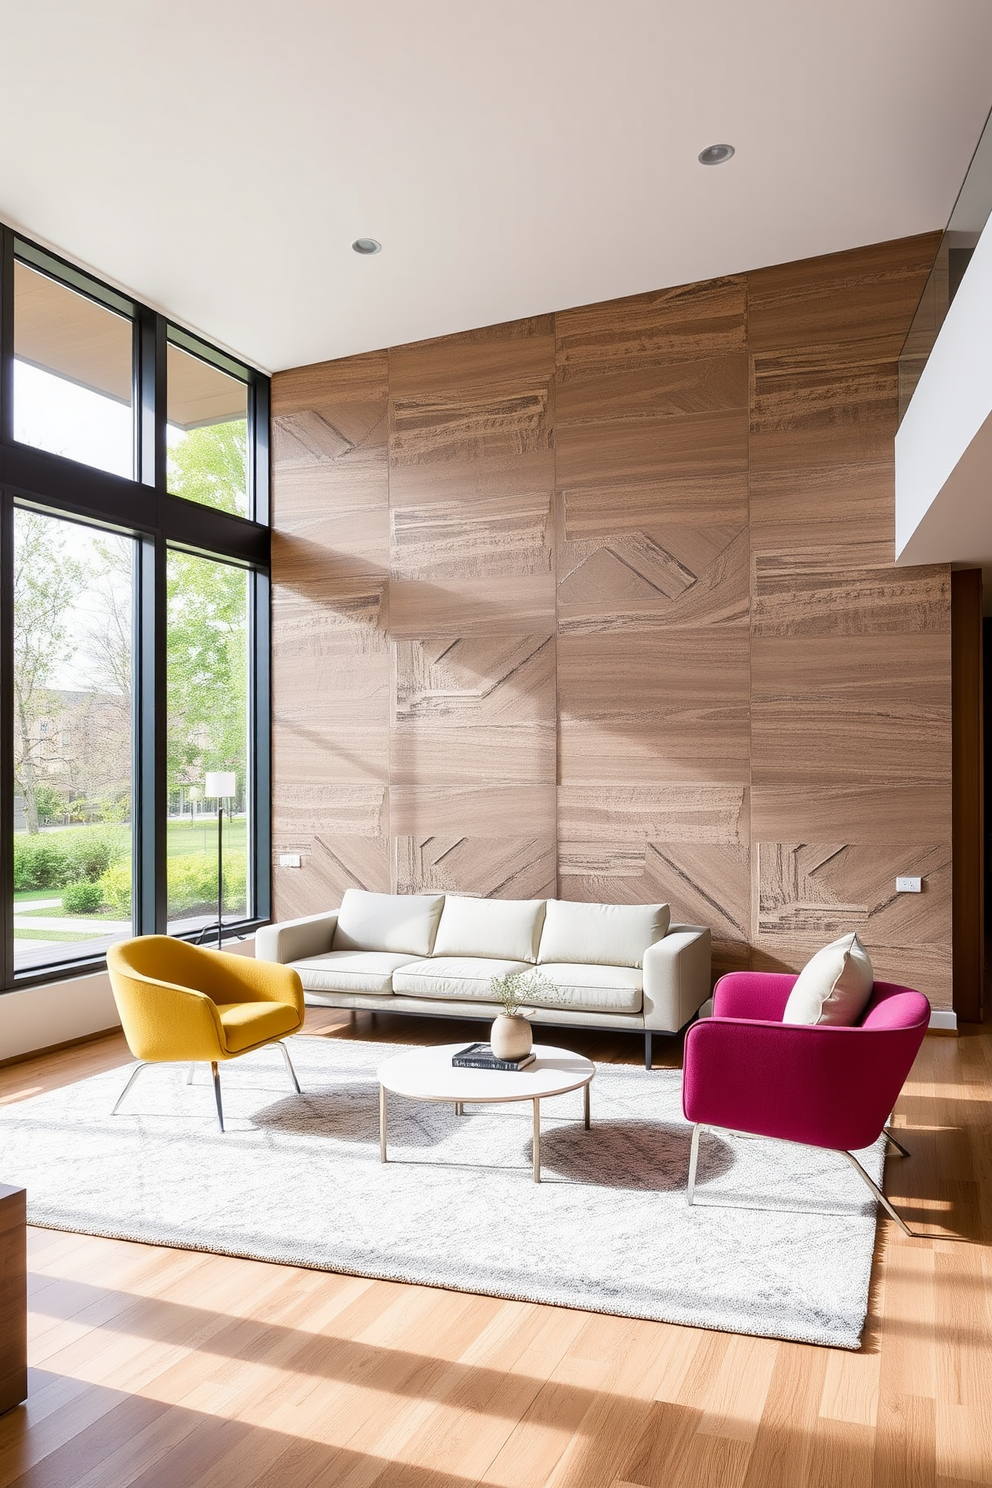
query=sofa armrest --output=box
[642,926,711,1032]
[254,911,339,966]
[712,971,797,1022]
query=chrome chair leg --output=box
[112,1062,147,1116]
[211,1062,224,1132]
[884,1127,911,1158]
[687,1123,702,1206]
[279,1040,301,1094]
[842,1150,921,1237]
[187,1064,196,1085]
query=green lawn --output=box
[13,817,248,927]
[166,817,247,856]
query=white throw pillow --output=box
[332,889,444,957]
[781,932,874,1027]
[537,899,670,969]
[431,896,547,963]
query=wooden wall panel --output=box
[272,231,954,1009]
[747,232,950,992]
[271,352,392,913]
[387,318,557,899]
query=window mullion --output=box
[138,309,167,491]
[0,228,13,445]
[135,533,168,935]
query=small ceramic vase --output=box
[490,1013,532,1062]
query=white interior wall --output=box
[0,970,120,1064]
[896,206,992,594]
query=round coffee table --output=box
[377,1043,595,1183]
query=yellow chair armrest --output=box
[110,975,226,1063]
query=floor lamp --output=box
[205,772,236,950]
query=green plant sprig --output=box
[490,969,559,1017]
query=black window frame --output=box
[0,224,271,990]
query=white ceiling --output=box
[1,0,991,373]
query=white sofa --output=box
[255,890,712,1068]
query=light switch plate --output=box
[279,853,302,868]
[896,876,922,893]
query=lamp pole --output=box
[204,773,237,951]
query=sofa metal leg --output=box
[644,1032,653,1070]
[279,1041,302,1093]
[211,1062,225,1132]
[687,1123,702,1206]
[187,1064,196,1085]
[112,1062,147,1116]
[884,1127,911,1158]
[841,1150,921,1237]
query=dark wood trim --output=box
[952,568,984,1021]
[0,1184,26,1415]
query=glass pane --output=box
[13,262,134,478]
[166,551,249,936]
[166,342,249,517]
[13,510,134,972]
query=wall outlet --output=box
[896,876,922,893]
[278,853,302,868]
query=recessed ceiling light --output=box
[352,238,382,255]
[698,144,735,166]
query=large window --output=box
[13,511,134,972]
[166,553,249,935]
[13,259,134,479]
[167,338,250,518]
[0,227,270,987]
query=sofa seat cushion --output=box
[392,957,532,1002]
[535,963,643,1014]
[332,889,445,957]
[292,950,420,997]
[431,896,546,963]
[215,1000,301,1054]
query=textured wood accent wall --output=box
[272,232,954,1007]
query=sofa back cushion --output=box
[782,932,874,1027]
[332,890,445,957]
[431,896,547,963]
[537,899,671,969]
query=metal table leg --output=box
[583,1080,591,1130]
[379,1084,387,1163]
[533,1098,541,1182]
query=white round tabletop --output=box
[377,1042,594,1103]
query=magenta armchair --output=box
[681,971,930,1236]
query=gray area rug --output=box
[0,1036,885,1348]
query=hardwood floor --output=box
[0,1011,989,1487]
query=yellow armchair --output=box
[107,936,305,1131]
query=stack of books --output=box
[451,1042,536,1071]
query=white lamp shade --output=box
[205,771,237,798]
